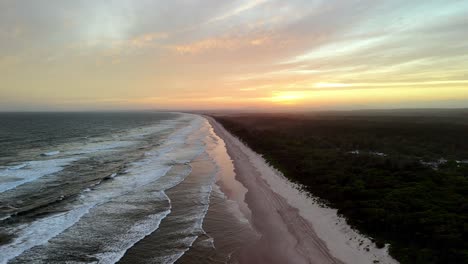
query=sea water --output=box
[0,112,254,264]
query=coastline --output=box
[0,112,399,263]
[205,116,399,264]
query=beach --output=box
[206,116,398,264]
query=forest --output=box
[213,110,468,264]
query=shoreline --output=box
[205,116,398,264]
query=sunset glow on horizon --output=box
[1,0,467,111]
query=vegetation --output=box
[213,111,468,264]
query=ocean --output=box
[0,112,256,264]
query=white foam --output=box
[203,119,252,222]
[198,236,215,249]
[0,140,137,195]
[0,114,207,263]
[0,114,189,194]
[166,167,215,263]
[79,115,207,263]
[41,151,60,156]
[0,158,78,193]
[152,252,187,264]
[68,140,136,155]
[0,159,172,264]
[7,164,28,170]
[95,207,171,264]
[0,204,95,264]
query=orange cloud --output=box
[172,35,272,55]
[130,32,169,48]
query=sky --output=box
[0,0,467,111]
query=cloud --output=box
[129,32,169,48]
[171,34,273,55]
[1,0,468,110]
[207,0,269,23]
[314,83,352,88]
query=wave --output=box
[94,199,172,264]
[94,116,215,264]
[0,117,187,195]
[69,140,136,155]
[0,141,134,195]
[40,151,60,156]
[1,155,174,264]
[6,164,28,170]
[0,158,78,193]
[0,202,95,263]
[1,114,206,264]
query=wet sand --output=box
[175,153,257,264]
[207,116,343,264]
[176,120,258,264]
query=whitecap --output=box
[40,151,60,156]
[0,158,77,193]
[0,114,206,263]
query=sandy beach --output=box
[206,116,398,264]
